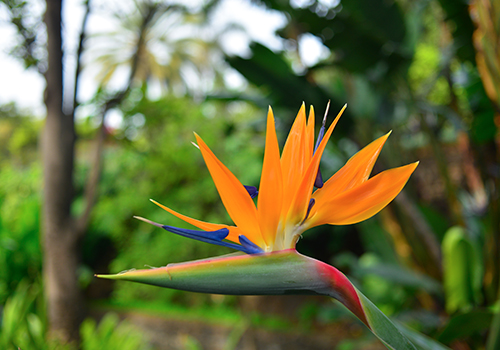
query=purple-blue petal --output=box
[313,108,328,188]
[162,225,229,241]
[161,225,261,255]
[314,126,326,154]
[244,185,259,198]
[238,235,264,254]
[314,168,324,188]
[302,198,315,224]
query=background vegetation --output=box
[0,0,499,349]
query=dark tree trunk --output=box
[42,0,83,344]
[40,0,151,344]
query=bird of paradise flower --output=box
[98,103,427,349]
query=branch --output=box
[2,0,43,71]
[67,0,91,114]
[75,4,158,236]
[75,116,105,236]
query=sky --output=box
[0,0,328,117]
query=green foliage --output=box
[486,308,500,350]
[0,280,148,350]
[80,313,146,350]
[226,43,334,110]
[442,226,483,313]
[434,0,475,62]
[0,0,44,69]
[408,43,451,105]
[0,162,42,303]
[0,103,41,164]
[464,66,498,143]
[396,323,451,350]
[0,280,49,350]
[355,254,408,316]
[437,309,493,344]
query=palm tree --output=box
[85,0,224,98]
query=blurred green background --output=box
[0,0,499,349]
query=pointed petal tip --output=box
[95,271,130,280]
[404,161,419,170]
[378,130,392,142]
[134,216,164,228]
[299,103,306,113]
[267,106,274,119]
[322,100,331,124]
[150,198,167,209]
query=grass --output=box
[90,299,294,332]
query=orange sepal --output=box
[280,103,308,210]
[308,162,418,227]
[194,134,264,247]
[287,105,345,223]
[305,105,315,161]
[150,199,242,243]
[257,107,283,247]
[313,131,391,205]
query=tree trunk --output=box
[42,0,83,344]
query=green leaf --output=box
[486,308,500,350]
[442,226,483,313]
[396,323,452,350]
[357,292,417,349]
[226,43,335,110]
[359,263,442,296]
[435,0,475,62]
[437,309,494,344]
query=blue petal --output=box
[313,105,328,189]
[314,169,324,188]
[161,225,261,255]
[239,235,264,254]
[244,185,259,198]
[302,198,315,224]
[162,225,229,241]
[314,125,326,154]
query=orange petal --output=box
[194,134,264,247]
[150,199,243,243]
[280,103,308,211]
[313,131,391,205]
[257,107,283,247]
[305,105,315,162]
[308,162,418,227]
[287,105,345,223]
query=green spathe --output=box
[98,250,424,350]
